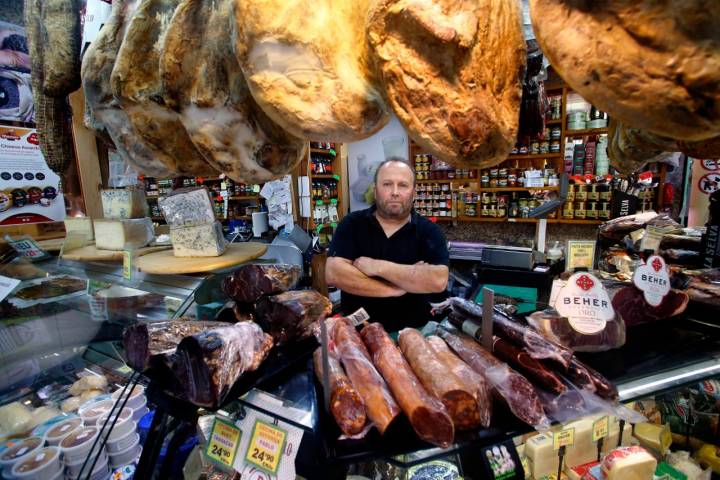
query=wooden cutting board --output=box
[61,245,171,262]
[135,243,267,274]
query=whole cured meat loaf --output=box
[399,329,481,431]
[426,336,492,427]
[610,285,689,327]
[331,317,400,434]
[175,322,273,407]
[122,319,227,372]
[367,0,526,169]
[671,268,720,314]
[438,327,548,428]
[526,307,626,353]
[39,0,82,97]
[569,357,618,402]
[255,290,332,345]
[223,264,301,304]
[491,337,567,395]
[313,348,367,436]
[361,323,455,448]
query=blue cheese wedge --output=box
[158,187,216,227]
[101,189,147,219]
[64,217,94,241]
[93,218,155,251]
[170,221,226,257]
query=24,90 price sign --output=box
[244,419,287,475]
[205,418,241,468]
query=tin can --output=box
[550,141,561,153]
[499,168,508,179]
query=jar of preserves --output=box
[562,202,574,219]
[574,201,587,219]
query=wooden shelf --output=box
[314,198,340,204]
[507,153,562,160]
[454,216,601,225]
[477,186,559,193]
[416,179,455,184]
[312,174,339,179]
[310,148,336,155]
[545,119,562,125]
[545,82,564,91]
[564,127,608,137]
[558,219,603,225]
[229,195,259,200]
[419,216,453,222]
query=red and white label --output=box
[632,255,670,307]
[555,273,614,335]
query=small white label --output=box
[347,308,370,326]
[0,274,20,302]
[632,255,671,307]
[555,272,614,334]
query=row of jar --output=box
[417,209,452,217]
[480,167,560,188]
[415,169,478,181]
[415,193,453,201]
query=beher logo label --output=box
[632,255,670,307]
[576,274,595,291]
[652,257,663,272]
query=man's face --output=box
[375,161,415,219]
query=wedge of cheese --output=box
[602,446,657,480]
[158,187,216,227]
[101,188,147,219]
[64,217,94,241]
[94,218,154,251]
[170,221,226,257]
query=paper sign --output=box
[555,272,614,335]
[0,274,20,302]
[632,255,670,307]
[244,419,287,475]
[565,241,596,272]
[592,416,609,442]
[205,418,242,468]
[5,235,50,261]
[553,428,575,450]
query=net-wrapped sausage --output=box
[438,327,549,428]
[361,323,455,448]
[426,336,492,428]
[313,347,367,436]
[491,336,567,395]
[398,329,482,431]
[332,318,400,434]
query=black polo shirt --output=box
[328,206,449,332]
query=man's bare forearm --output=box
[356,258,448,293]
[326,257,406,297]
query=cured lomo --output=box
[313,348,367,436]
[491,336,567,395]
[399,329,481,431]
[438,328,548,427]
[361,323,455,448]
[332,318,400,434]
[426,335,492,428]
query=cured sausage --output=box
[332,318,400,434]
[438,328,548,428]
[313,348,367,436]
[361,323,455,448]
[491,337,567,395]
[572,358,618,402]
[398,329,482,431]
[426,335,492,428]
[565,357,597,394]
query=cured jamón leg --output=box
[332,318,400,434]
[399,329,481,431]
[313,348,367,436]
[361,323,455,448]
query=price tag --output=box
[553,428,575,450]
[116,365,133,375]
[5,235,50,262]
[347,308,370,326]
[592,416,609,442]
[565,240,596,271]
[0,274,20,303]
[205,417,242,468]
[244,419,287,475]
[122,250,135,281]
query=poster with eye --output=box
[0,20,32,124]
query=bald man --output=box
[326,158,449,331]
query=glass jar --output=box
[574,201,587,219]
[575,185,587,201]
[566,184,575,202]
[530,141,540,155]
[562,202,574,219]
[586,202,598,219]
[587,185,599,201]
[550,141,561,153]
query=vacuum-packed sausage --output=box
[491,336,567,395]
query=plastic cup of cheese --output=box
[109,440,140,470]
[131,405,149,423]
[64,448,108,480]
[79,400,113,426]
[45,417,83,446]
[10,446,61,480]
[0,436,45,476]
[98,408,135,442]
[106,430,139,455]
[59,426,103,465]
[111,385,145,411]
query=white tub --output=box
[106,430,138,455]
[64,449,108,480]
[111,386,145,411]
[45,418,83,446]
[98,407,135,442]
[11,446,61,480]
[59,426,104,465]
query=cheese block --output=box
[565,416,602,468]
[64,217,94,241]
[603,418,635,454]
[526,433,559,479]
[94,218,154,251]
[170,221,226,257]
[633,423,672,456]
[602,446,657,480]
[158,187,216,227]
[101,188,148,219]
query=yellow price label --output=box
[122,250,134,280]
[244,419,287,475]
[205,418,241,468]
[592,416,609,442]
[553,428,575,450]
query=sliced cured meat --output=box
[111,0,217,176]
[332,318,400,434]
[254,290,332,346]
[161,0,307,183]
[426,335,492,427]
[526,307,626,353]
[437,327,548,428]
[599,212,680,241]
[367,0,526,168]
[313,348,367,436]
[361,323,455,447]
[531,0,720,141]
[610,285,689,327]
[174,322,273,407]
[671,268,720,314]
[399,329,481,431]
[232,0,390,142]
[491,336,567,395]
[222,264,302,304]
